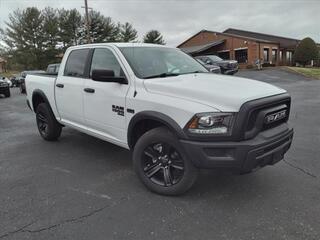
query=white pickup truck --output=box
[26,43,293,195]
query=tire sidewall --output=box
[36,103,61,141]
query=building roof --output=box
[177,30,277,48]
[180,39,225,54]
[223,28,301,49]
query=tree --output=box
[58,9,82,49]
[143,30,165,45]
[42,7,60,64]
[119,22,137,42]
[4,7,46,69]
[293,37,319,66]
[79,11,120,44]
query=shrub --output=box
[293,37,319,67]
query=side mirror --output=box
[92,69,127,84]
[206,60,211,65]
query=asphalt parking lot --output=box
[1,68,320,240]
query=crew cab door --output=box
[83,47,130,144]
[55,49,90,127]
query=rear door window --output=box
[64,49,90,77]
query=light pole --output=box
[83,0,91,44]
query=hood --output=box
[143,73,286,112]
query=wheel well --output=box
[129,119,166,149]
[32,93,46,111]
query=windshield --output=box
[119,47,208,79]
[207,55,223,61]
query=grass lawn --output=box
[0,70,20,78]
[287,67,320,80]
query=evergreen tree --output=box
[4,8,45,69]
[119,22,138,42]
[58,9,82,49]
[143,30,165,45]
[81,11,120,43]
[42,7,59,64]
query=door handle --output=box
[56,83,64,88]
[84,88,95,93]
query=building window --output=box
[218,51,230,60]
[279,50,283,61]
[234,49,247,63]
[263,48,269,62]
[286,51,293,64]
[272,49,277,63]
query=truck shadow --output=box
[58,127,276,201]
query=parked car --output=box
[19,70,45,93]
[0,78,10,97]
[10,75,20,87]
[46,63,60,74]
[195,55,238,75]
[26,43,293,195]
[0,76,12,87]
[196,59,221,74]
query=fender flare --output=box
[127,111,187,148]
[32,89,57,119]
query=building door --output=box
[279,50,283,64]
[272,49,277,64]
[263,48,269,63]
[286,51,293,65]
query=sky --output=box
[0,0,319,47]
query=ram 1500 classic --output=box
[26,43,293,195]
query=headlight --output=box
[186,113,235,135]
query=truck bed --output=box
[25,73,58,116]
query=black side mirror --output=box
[92,69,127,84]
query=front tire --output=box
[36,103,62,141]
[133,127,198,195]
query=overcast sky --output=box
[0,0,319,46]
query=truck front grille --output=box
[243,96,291,139]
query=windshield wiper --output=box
[143,72,180,79]
[180,70,207,75]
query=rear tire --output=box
[36,103,62,141]
[133,127,198,195]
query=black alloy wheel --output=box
[36,112,49,137]
[133,127,198,195]
[142,142,184,187]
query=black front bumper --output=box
[180,123,293,173]
[222,68,238,75]
[0,86,9,94]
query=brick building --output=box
[177,28,308,68]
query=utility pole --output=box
[83,0,91,44]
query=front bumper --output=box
[222,68,238,75]
[0,86,9,93]
[180,123,293,173]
